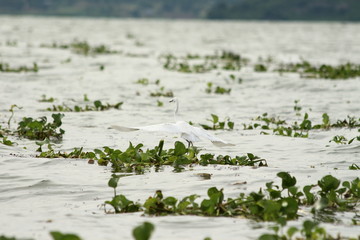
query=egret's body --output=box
[111,98,234,147]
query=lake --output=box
[0,16,359,240]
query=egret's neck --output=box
[173,100,179,122]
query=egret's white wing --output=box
[191,125,235,147]
[111,125,139,132]
[173,121,235,146]
[111,123,181,134]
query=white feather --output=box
[111,98,234,147]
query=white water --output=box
[0,16,359,240]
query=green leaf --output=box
[286,227,298,238]
[281,198,298,219]
[50,232,82,240]
[277,172,296,189]
[211,114,219,124]
[94,100,102,109]
[108,174,120,189]
[132,222,155,240]
[174,141,187,155]
[207,187,220,198]
[318,175,340,193]
[74,106,81,112]
[302,220,318,238]
[322,113,330,125]
[288,186,298,196]
[247,153,255,160]
[163,197,177,206]
[258,234,278,240]
[303,185,315,205]
[52,113,64,127]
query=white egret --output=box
[111,98,234,147]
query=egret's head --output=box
[169,97,178,103]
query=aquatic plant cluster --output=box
[105,172,360,219]
[161,51,360,80]
[197,114,234,131]
[46,100,123,112]
[1,217,356,240]
[242,103,360,142]
[161,51,249,73]
[276,61,360,79]
[0,62,38,73]
[36,140,267,173]
[40,40,120,56]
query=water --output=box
[0,16,359,239]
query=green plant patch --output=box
[1,137,16,146]
[205,82,231,94]
[39,94,55,103]
[0,62,38,73]
[228,74,243,84]
[254,64,267,72]
[198,114,234,130]
[37,140,267,173]
[243,112,286,130]
[50,232,82,240]
[150,87,174,98]
[243,109,360,139]
[46,100,123,112]
[277,61,360,79]
[132,222,155,240]
[162,50,249,73]
[259,219,357,240]
[17,113,65,141]
[163,56,217,73]
[40,40,120,56]
[135,78,160,86]
[349,164,360,170]
[105,172,360,221]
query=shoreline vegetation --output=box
[0,0,360,21]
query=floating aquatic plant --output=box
[198,114,234,130]
[50,232,82,240]
[105,172,360,221]
[205,82,231,94]
[163,56,217,73]
[258,219,356,240]
[40,40,120,56]
[150,87,174,98]
[330,135,348,144]
[162,50,249,73]
[0,137,15,146]
[243,108,360,139]
[227,74,243,84]
[17,113,65,141]
[132,222,155,240]
[135,78,160,86]
[46,98,123,112]
[349,164,360,170]
[0,222,156,240]
[38,95,55,103]
[49,101,122,112]
[277,61,360,79]
[157,100,163,107]
[37,140,267,173]
[0,62,38,73]
[330,135,360,145]
[254,63,267,72]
